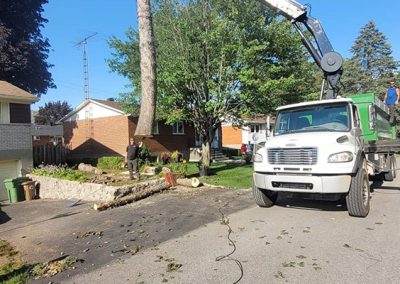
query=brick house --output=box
[31,124,64,147]
[60,99,196,161]
[0,81,38,201]
[222,115,274,149]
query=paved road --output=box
[65,178,400,284]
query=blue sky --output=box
[35,0,400,110]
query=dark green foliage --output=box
[139,146,150,164]
[97,157,125,171]
[34,101,73,125]
[0,0,55,96]
[341,21,399,96]
[31,165,88,182]
[108,0,317,172]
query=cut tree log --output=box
[176,178,201,188]
[94,182,170,211]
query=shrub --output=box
[139,146,150,163]
[97,156,125,171]
[168,160,188,176]
[170,150,182,162]
[31,165,88,182]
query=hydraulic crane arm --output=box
[259,0,343,99]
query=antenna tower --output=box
[74,32,98,100]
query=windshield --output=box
[274,104,351,136]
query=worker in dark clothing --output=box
[384,80,400,124]
[126,137,142,179]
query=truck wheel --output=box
[384,155,396,181]
[346,167,370,217]
[252,184,277,208]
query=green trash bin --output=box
[3,177,30,203]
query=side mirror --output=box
[351,127,362,137]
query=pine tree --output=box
[342,21,398,96]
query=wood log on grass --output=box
[176,178,201,188]
[94,182,170,211]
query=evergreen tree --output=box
[342,21,398,96]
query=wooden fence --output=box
[33,144,69,166]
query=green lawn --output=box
[162,162,252,189]
[198,162,253,189]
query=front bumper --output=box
[253,172,351,193]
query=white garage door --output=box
[0,160,18,201]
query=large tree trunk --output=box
[200,138,211,176]
[135,0,157,136]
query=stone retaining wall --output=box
[28,175,165,202]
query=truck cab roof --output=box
[276,98,353,111]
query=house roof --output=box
[31,124,63,136]
[58,98,126,122]
[91,99,124,111]
[0,81,38,103]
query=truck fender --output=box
[351,150,365,175]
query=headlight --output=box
[254,153,263,163]
[328,151,353,163]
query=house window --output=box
[50,136,63,145]
[250,125,260,133]
[152,121,159,135]
[172,121,184,135]
[33,136,41,141]
[0,102,10,123]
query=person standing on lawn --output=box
[384,80,400,124]
[126,137,142,179]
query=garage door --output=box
[0,160,18,201]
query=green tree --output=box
[34,101,72,125]
[341,21,398,96]
[0,0,55,96]
[108,0,316,175]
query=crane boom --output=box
[259,0,343,99]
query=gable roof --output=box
[91,99,124,111]
[0,81,38,103]
[58,98,126,122]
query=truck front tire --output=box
[346,167,370,217]
[253,184,278,207]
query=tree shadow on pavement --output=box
[0,209,11,224]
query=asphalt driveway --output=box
[0,186,254,283]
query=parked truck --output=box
[253,0,400,217]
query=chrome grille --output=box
[268,148,318,165]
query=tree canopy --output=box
[34,101,72,125]
[341,21,398,97]
[0,0,55,96]
[108,0,318,174]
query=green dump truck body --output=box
[349,93,396,142]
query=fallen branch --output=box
[176,178,201,188]
[94,182,170,211]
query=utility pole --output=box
[74,32,98,100]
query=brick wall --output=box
[0,124,32,151]
[128,118,196,153]
[32,136,51,147]
[64,115,129,158]
[64,115,196,160]
[222,125,242,146]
